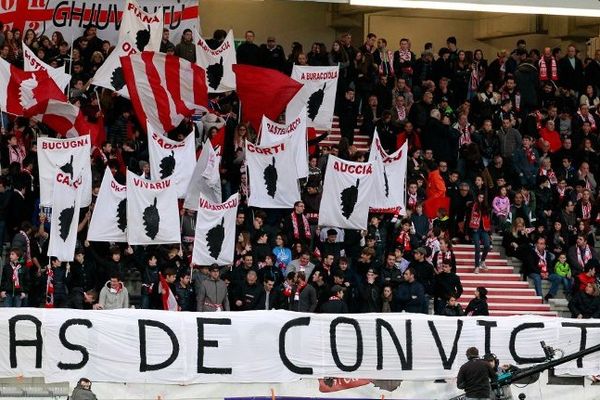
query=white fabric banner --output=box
[0,309,599,385]
[196,29,237,93]
[246,139,300,209]
[183,139,222,210]
[0,0,198,50]
[287,65,339,129]
[260,108,309,179]
[192,194,239,266]
[87,168,127,242]
[37,135,92,208]
[47,171,83,261]
[22,42,71,90]
[147,125,196,198]
[91,0,163,96]
[368,131,408,214]
[126,171,180,245]
[319,156,375,230]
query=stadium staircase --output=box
[316,116,370,152]
[454,238,557,317]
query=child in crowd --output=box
[553,253,573,296]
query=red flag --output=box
[24,99,90,137]
[233,64,303,131]
[159,273,179,311]
[0,58,66,116]
[120,51,207,133]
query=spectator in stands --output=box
[569,282,600,318]
[526,236,561,300]
[197,264,229,312]
[97,274,129,310]
[465,286,489,316]
[395,266,426,313]
[434,261,463,314]
[568,234,599,276]
[175,28,196,62]
[291,271,317,312]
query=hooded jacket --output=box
[98,280,129,310]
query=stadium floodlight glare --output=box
[348,0,600,17]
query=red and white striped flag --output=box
[120,51,208,133]
[24,99,90,138]
[159,273,179,311]
[0,58,66,116]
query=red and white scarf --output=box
[535,248,548,275]
[577,245,592,269]
[395,105,406,121]
[45,267,54,308]
[525,147,536,165]
[435,251,452,272]
[291,212,311,240]
[556,187,566,201]
[582,202,592,220]
[18,230,31,262]
[539,57,558,81]
[469,203,482,230]
[396,231,412,252]
[159,273,179,311]
[458,125,472,147]
[407,192,418,210]
[539,168,557,185]
[378,49,395,76]
[11,262,21,289]
[577,111,597,131]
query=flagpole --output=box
[66,34,75,98]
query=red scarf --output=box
[535,248,548,275]
[407,192,418,210]
[582,202,592,220]
[45,267,54,308]
[18,230,31,262]
[328,295,342,301]
[577,245,592,269]
[525,147,536,165]
[577,111,597,131]
[11,262,21,289]
[291,212,311,240]
[539,57,558,81]
[294,282,307,301]
[459,126,472,147]
[378,49,395,76]
[436,251,452,272]
[396,231,412,252]
[557,187,566,201]
[469,203,482,230]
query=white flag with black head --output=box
[195,29,237,93]
[183,138,222,210]
[192,193,239,266]
[91,0,162,96]
[126,171,180,245]
[368,130,408,214]
[48,171,83,262]
[87,168,127,242]
[286,65,339,129]
[260,107,309,179]
[37,135,92,208]
[246,139,301,209]
[319,156,375,230]
[147,124,196,198]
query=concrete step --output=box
[462,287,538,297]
[461,280,530,288]
[455,259,509,266]
[456,266,515,273]
[487,302,551,311]
[460,294,542,304]
[460,273,522,281]
[489,310,558,317]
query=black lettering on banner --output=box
[138,320,180,372]
[477,320,498,356]
[58,319,92,370]
[197,318,232,374]
[562,322,600,367]
[330,317,363,372]
[9,315,43,368]
[375,318,413,370]
[509,323,546,364]
[279,317,313,375]
[428,320,463,370]
[52,1,68,27]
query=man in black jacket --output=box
[457,347,496,400]
[395,267,425,314]
[320,285,348,313]
[236,31,260,66]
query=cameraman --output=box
[69,377,97,400]
[457,347,496,400]
[484,353,514,400]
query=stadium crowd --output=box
[1,22,600,318]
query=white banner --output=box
[47,171,83,261]
[287,65,339,129]
[147,125,196,198]
[246,139,300,209]
[91,0,163,95]
[87,168,127,242]
[319,156,375,230]
[196,29,237,93]
[368,131,408,214]
[260,108,309,179]
[37,135,92,208]
[22,42,70,90]
[126,171,180,245]
[0,0,198,54]
[1,309,600,385]
[192,194,239,266]
[183,139,222,210]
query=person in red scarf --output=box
[513,136,540,189]
[568,234,599,276]
[538,47,559,83]
[0,248,28,307]
[468,193,492,274]
[526,236,561,301]
[282,201,311,247]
